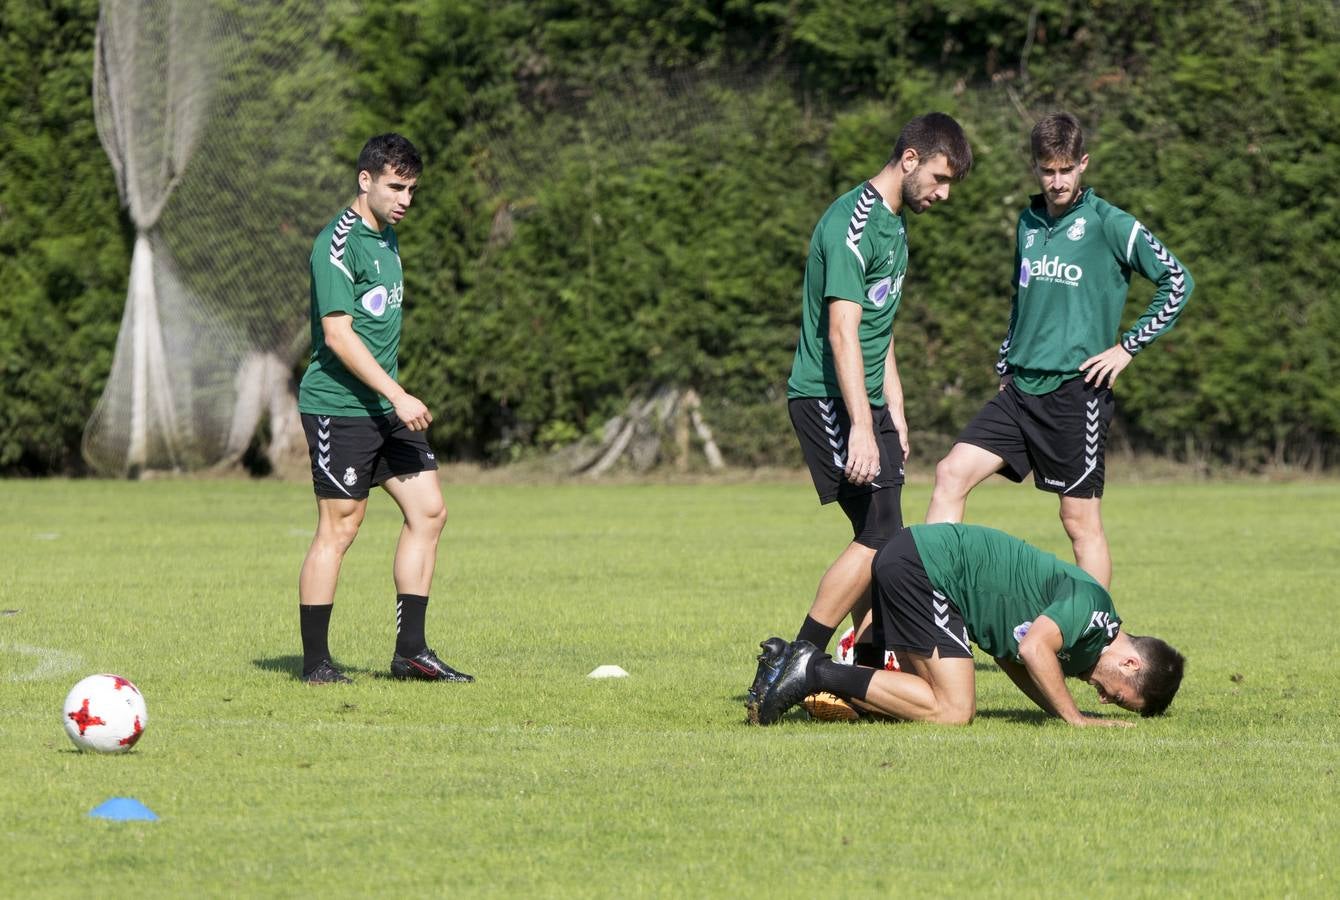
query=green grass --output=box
[2,477,1338,897]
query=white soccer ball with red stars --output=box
[835,626,902,671]
[62,674,148,753]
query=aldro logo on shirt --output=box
[359,281,404,317]
[866,272,905,309]
[1018,255,1084,289]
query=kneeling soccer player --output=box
[749,523,1184,726]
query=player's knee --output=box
[924,679,976,725]
[407,500,447,535]
[1059,504,1103,541]
[933,700,976,726]
[320,516,362,552]
[933,454,970,496]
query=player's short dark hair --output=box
[356,133,423,190]
[890,113,972,180]
[1031,112,1086,165]
[1129,634,1185,717]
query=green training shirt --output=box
[908,523,1120,675]
[996,188,1194,395]
[787,182,909,405]
[298,207,406,416]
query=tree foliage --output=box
[2,0,1337,473]
[0,0,128,474]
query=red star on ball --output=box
[118,716,144,748]
[67,698,105,735]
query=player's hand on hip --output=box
[393,393,433,431]
[844,427,881,485]
[1078,345,1133,388]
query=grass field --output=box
[2,475,1338,897]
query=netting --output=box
[473,68,811,473]
[84,0,350,476]
[478,68,802,245]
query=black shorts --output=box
[301,413,438,500]
[956,378,1115,498]
[870,530,974,659]
[789,398,905,504]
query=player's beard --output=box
[901,168,932,214]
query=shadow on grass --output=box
[769,707,1054,726]
[251,655,397,682]
[973,707,1052,725]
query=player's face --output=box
[1084,662,1143,714]
[359,166,418,228]
[1034,154,1089,216]
[902,153,957,214]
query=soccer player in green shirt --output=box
[927,113,1194,588]
[748,114,973,709]
[750,523,1185,726]
[294,133,472,685]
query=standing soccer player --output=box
[747,114,973,710]
[927,113,1194,588]
[295,133,472,685]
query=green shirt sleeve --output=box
[1108,212,1195,355]
[997,230,1023,376]
[312,243,356,318]
[1039,579,1122,675]
[820,219,868,305]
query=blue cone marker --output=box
[89,798,158,821]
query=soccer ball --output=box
[62,674,148,753]
[834,626,901,671]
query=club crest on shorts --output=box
[342,467,358,487]
[1067,217,1087,241]
[1013,620,1032,643]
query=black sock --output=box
[853,642,884,668]
[812,657,877,699]
[795,615,836,650]
[395,593,429,657]
[300,604,334,675]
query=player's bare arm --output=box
[994,655,1059,717]
[321,313,432,431]
[828,299,879,485]
[1017,615,1131,727]
[882,336,910,462]
[1079,344,1134,388]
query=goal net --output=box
[83,0,349,476]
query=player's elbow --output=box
[827,323,856,352]
[1016,641,1050,671]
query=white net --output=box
[84,0,350,476]
[474,68,810,472]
